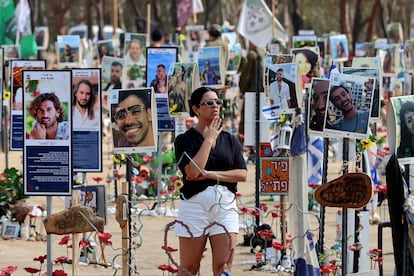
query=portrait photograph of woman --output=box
[389,95,414,164]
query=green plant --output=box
[0,167,28,218]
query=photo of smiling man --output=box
[110,88,157,153]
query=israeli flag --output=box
[308,136,324,184]
[261,104,281,121]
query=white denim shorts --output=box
[175,185,239,237]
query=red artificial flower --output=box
[239,206,249,213]
[34,255,47,263]
[79,239,91,249]
[235,192,242,198]
[251,209,261,216]
[24,267,41,273]
[320,265,332,273]
[1,266,18,275]
[54,256,68,264]
[92,177,103,183]
[29,213,37,219]
[258,229,273,240]
[58,235,70,245]
[161,245,178,252]
[348,243,363,251]
[98,232,112,245]
[167,185,174,193]
[377,184,387,195]
[328,263,338,271]
[52,270,68,276]
[271,211,280,218]
[133,175,145,183]
[259,202,268,212]
[272,241,284,251]
[374,257,384,265]
[143,155,154,163]
[139,169,150,180]
[157,264,178,273]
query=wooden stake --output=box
[112,0,118,36]
[280,194,287,250]
[271,0,275,38]
[147,3,151,35]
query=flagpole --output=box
[271,0,275,38]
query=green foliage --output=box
[0,168,28,217]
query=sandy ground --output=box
[0,135,395,276]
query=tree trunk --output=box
[365,0,381,41]
[339,0,352,56]
[291,0,303,35]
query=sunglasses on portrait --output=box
[113,105,143,121]
[199,99,223,106]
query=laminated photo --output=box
[388,95,414,165]
[323,73,375,139]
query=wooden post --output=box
[147,3,151,35]
[280,195,287,250]
[112,0,118,36]
[121,182,129,276]
[271,0,275,38]
[71,190,81,276]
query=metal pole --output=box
[255,51,261,227]
[342,138,349,275]
[46,196,52,276]
[2,106,9,168]
[157,133,163,211]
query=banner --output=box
[237,0,288,49]
[0,0,37,57]
[0,0,16,45]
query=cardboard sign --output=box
[260,157,289,194]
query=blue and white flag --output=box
[324,63,339,79]
[261,104,281,121]
[307,136,324,185]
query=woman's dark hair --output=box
[293,48,319,71]
[398,101,414,157]
[189,86,216,117]
[175,65,185,81]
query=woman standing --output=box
[174,87,247,275]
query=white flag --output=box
[16,0,31,34]
[237,0,288,49]
[193,0,204,14]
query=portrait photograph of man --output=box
[323,73,374,139]
[110,88,157,153]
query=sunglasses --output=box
[199,99,223,106]
[113,105,143,121]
